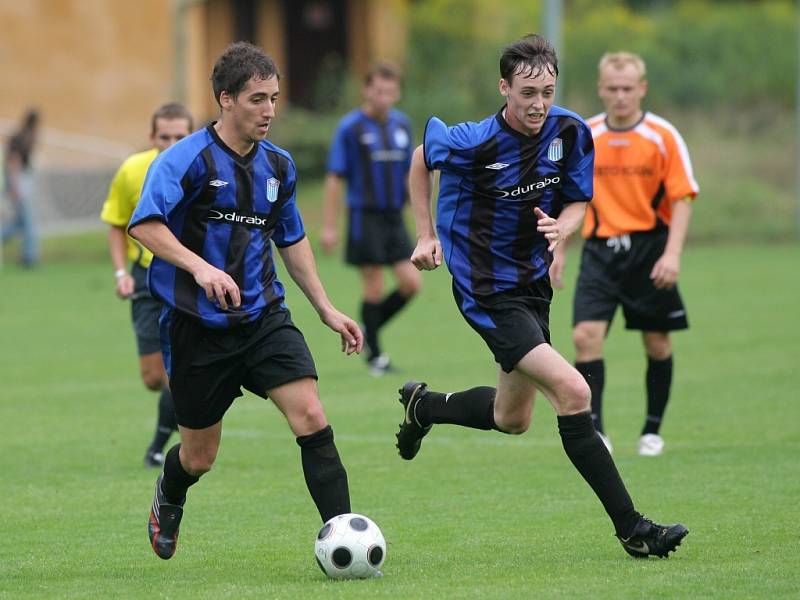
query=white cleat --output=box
[598,432,613,454]
[638,433,665,456]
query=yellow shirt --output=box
[100,147,158,268]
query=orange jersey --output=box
[582,112,698,238]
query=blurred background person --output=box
[2,108,41,267]
[320,61,421,377]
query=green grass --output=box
[1,238,799,599]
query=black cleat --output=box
[617,516,688,558]
[147,474,184,560]
[395,381,433,460]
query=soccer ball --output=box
[314,513,386,579]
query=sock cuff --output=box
[164,443,199,487]
[647,355,673,368]
[575,359,604,373]
[296,425,334,449]
[557,410,594,438]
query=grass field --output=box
[1,237,799,599]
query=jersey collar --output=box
[207,123,260,165]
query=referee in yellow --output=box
[100,103,193,466]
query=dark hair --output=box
[365,60,402,85]
[211,41,280,106]
[150,102,194,135]
[500,34,558,84]
[23,109,40,131]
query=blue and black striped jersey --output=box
[424,105,594,327]
[129,125,305,329]
[327,108,413,211]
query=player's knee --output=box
[141,370,163,391]
[572,324,600,354]
[498,417,530,435]
[494,410,531,435]
[182,449,217,475]
[291,402,328,435]
[558,376,591,414]
[399,273,423,297]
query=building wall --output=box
[0,0,176,155]
[0,0,411,161]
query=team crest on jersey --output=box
[266,177,280,203]
[394,128,409,148]
[547,137,563,161]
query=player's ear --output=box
[219,90,233,111]
[499,78,509,97]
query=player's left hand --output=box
[321,309,363,355]
[534,207,564,252]
[651,252,680,289]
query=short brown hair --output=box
[151,102,193,136]
[598,52,647,80]
[365,60,402,85]
[211,41,280,106]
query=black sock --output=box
[557,411,640,537]
[361,301,382,360]
[148,387,176,454]
[643,356,673,435]
[576,360,606,433]
[296,425,351,522]
[415,386,500,431]
[161,444,199,504]
[378,289,409,326]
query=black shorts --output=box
[453,279,552,373]
[573,230,689,331]
[130,262,162,355]
[162,307,318,429]
[346,208,412,266]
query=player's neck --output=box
[606,109,644,130]
[362,104,389,122]
[213,121,254,156]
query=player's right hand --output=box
[115,273,135,299]
[319,226,338,255]
[193,264,241,310]
[411,236,442,271]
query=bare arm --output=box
[108,225,134,298]
[128,220,241,310]
[651,198,693,289]
[320,173,343,254]
[408,145,443,270]
[277,237,363,354]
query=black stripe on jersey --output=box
[174,148,216,316]
[354,121,377,208]
[224,160,254,326]
[468,136,499,297]
[650,182,669,231]
[259,149,292,309]
[379,122,394,208]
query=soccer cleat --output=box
[148,474,184,560]
[598,432,614,454]
[617,516,688,558]
[144,450,165,468]
[368,354,398,377]
[395,381,433,460]
[638,433,665,456]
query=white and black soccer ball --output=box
[314,513,386,579]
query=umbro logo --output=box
[209,179,229,188]
[485,162,509,170]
